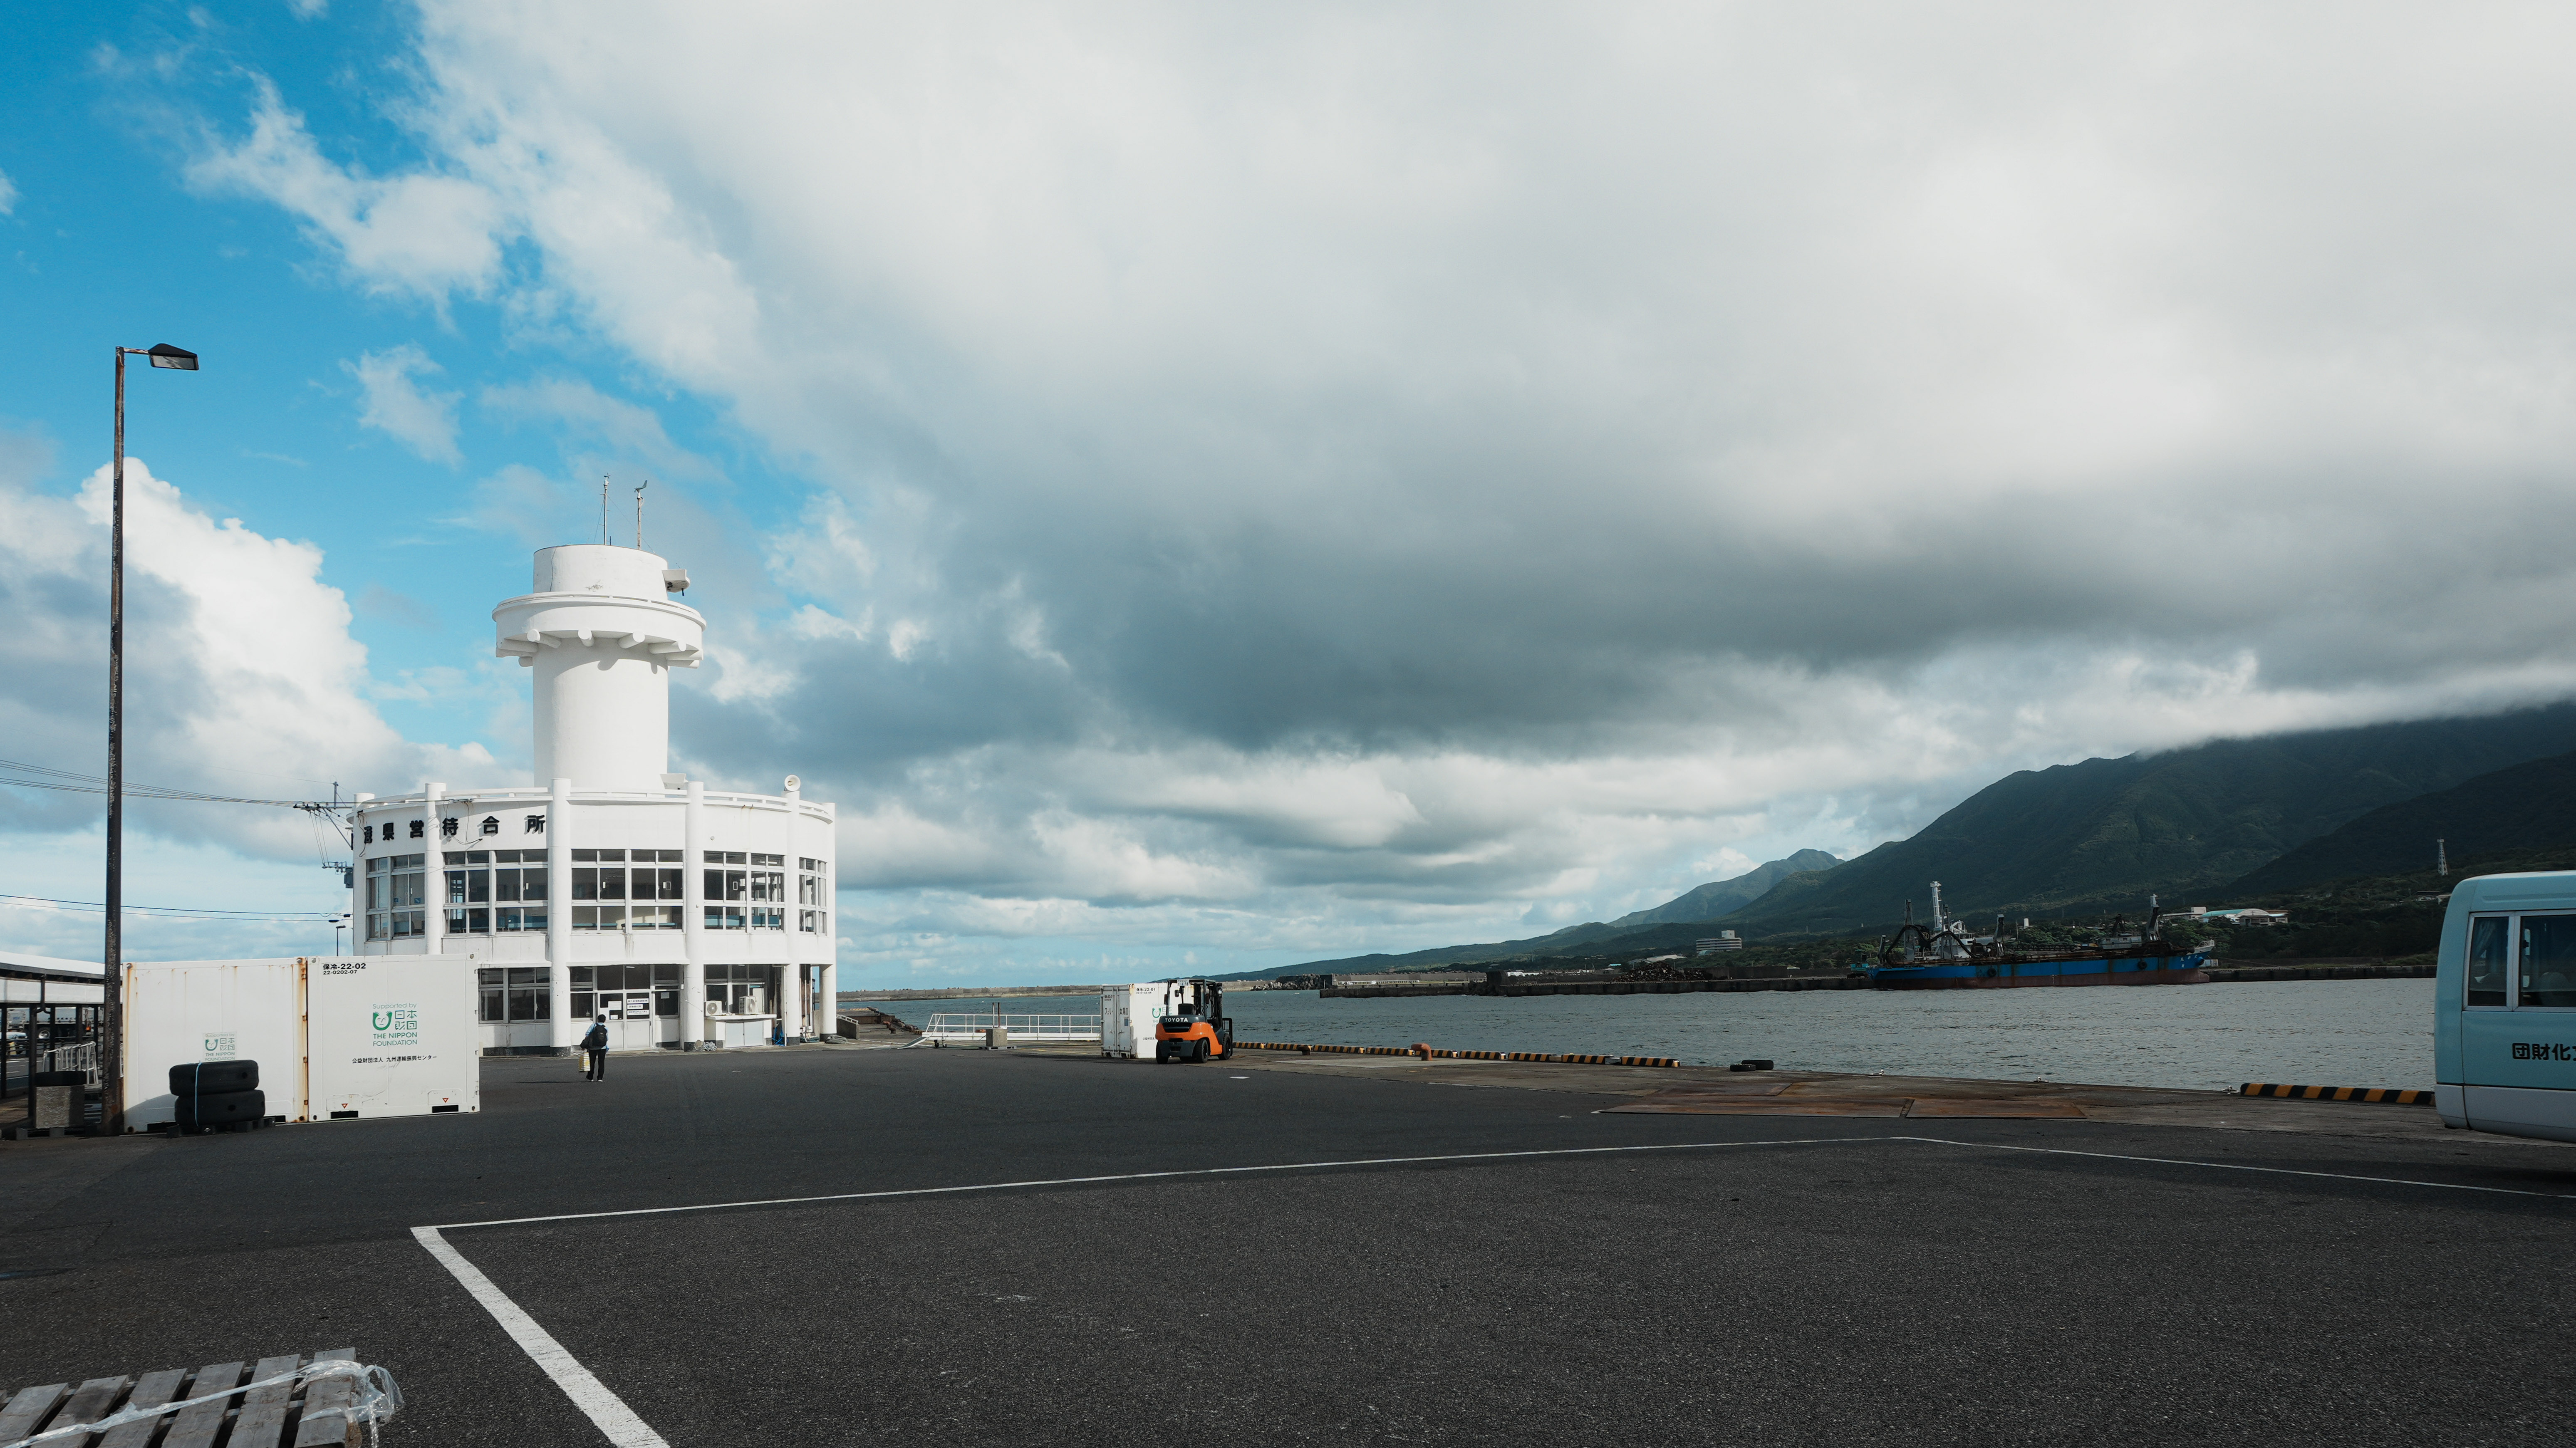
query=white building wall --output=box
[681,778,706,1047]
[546,775,573,1047]
[343,541,836,1055]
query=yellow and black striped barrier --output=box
[1239,1041,1681,1068]
[2239,1082,2435,1105]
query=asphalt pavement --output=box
[4,1043,2575,1446]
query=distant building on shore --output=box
[2195,907,2289,927]
[1696,931,1744,954]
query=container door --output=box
[120,960,307,1126]
[1098,989,1126,1055]
[307,957,480,1121]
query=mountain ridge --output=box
[1232,704,2576,976]
[1714,704,2576,936]
[1231,847,1844,978]
[1605,848,1844,927]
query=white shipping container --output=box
[307,957,481,1121]
[1100,982,1184,1059]
[121,959,307,1127]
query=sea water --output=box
[864,978,2435,1093]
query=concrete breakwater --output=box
[1325,977,1865,999]
[2206,960,2436,983]
[1318,959,2436,1000]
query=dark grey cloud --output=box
[160,4,2576,973]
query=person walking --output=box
[582,1013,610,1082]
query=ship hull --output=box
[1868,953,2210,990]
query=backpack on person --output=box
[584,1022,608,1051]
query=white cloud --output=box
[0,167,17,216]
[346,344,463,464]
[187,76,503,301]
[172,5,2576,969]
[287,0,327,18]
[0,445,502,960]
[479,376,718,480]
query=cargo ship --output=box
[1866,881,2209,990]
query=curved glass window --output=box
[2468,916,2509,1007]
[2519,913,2576,1008]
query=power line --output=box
[0,893,340,922]
[0,756,323,808]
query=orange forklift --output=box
[1152,978,1233,1063]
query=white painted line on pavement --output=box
[422,1134,1875,1232]
[410,1134,1872,1445]
[1897,1136,2576,1200]
[411,1225,671,1448]
[407,1129,2568,1446]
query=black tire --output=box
[1190,1039,1209,1064]
[177,1088,265,1127]
[169,1060,258,1095]
[1154,1043,1174,1063]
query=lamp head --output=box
[145,343,198,371]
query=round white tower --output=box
[492,545,705,791]
[354,538,835,1059]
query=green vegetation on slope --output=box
[1717,705,2576,938]
[1244,849,1843,978]
[2195,842,2576,961]
[2226,749,2576,895]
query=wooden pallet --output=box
[0,1347,374,1448]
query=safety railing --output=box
[38,1040,101,1087]
[912,1013,1102,1045]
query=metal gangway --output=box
[909,1012,1102,1046]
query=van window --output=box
[2519,914,2576,1008]
[2469,916,2509,1007]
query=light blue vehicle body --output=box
[2435,871,2576,1141]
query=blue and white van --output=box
[2436,871,2576,1142]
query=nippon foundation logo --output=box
[371,1004,422,1049]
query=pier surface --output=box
[2,1044,2566,1446]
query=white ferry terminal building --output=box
[345,543,837,1054]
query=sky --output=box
[8,3,2576,985]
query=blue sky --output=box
[9,3,2576,984]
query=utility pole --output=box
[104,342,199,1135]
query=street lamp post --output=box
[102,342,198,1136]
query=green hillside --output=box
[1246,849,1839,978]
[2225,749,2576,895]
[1606,849,1843,927]
[1715,705,2576,937]
[2193,842,2576,961]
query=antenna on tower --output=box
[600,475,612,544]
[635,479,649,549]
